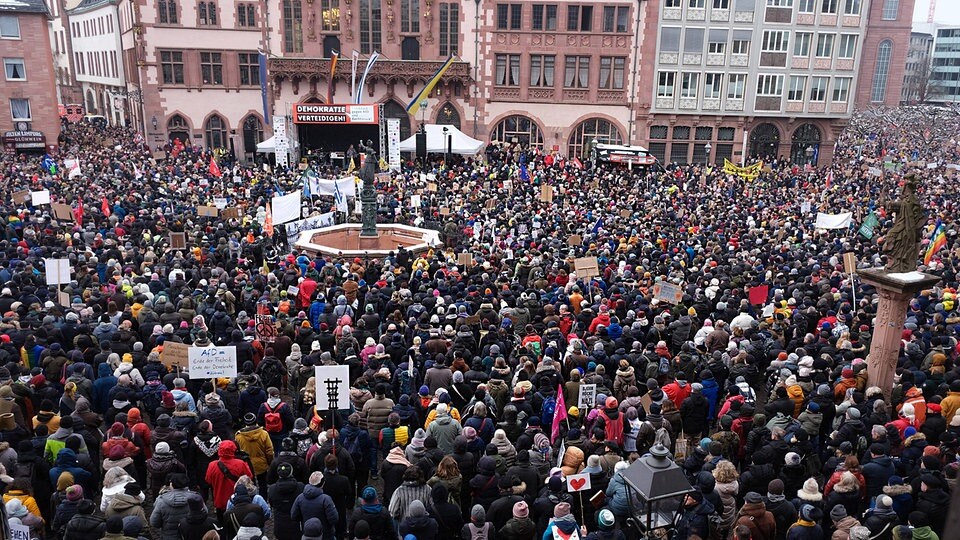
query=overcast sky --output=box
[914,0,960,25]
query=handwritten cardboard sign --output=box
[255,314,277,343]
[222,207,241,220]
[162,341,190,369]
[52,203,74,221]
[653,282,683,305]
[197,206,219,217]
[188,346,238,379]
[12,190,30,204]
[568,234,582,246]
[574,256,600,279]
[44,258,71,285]
[170,232,186,250]
[567,472,592,492]
[315,365,351,410]
[540,184,553,202]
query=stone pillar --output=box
[859,268,940,400]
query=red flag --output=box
[571,157,584,169]
[748,284,769,305]
[73,199,83,226]
[101,197,111,217]
[209,156,222,178]
[825,170,833,189]
[551,382,568,444]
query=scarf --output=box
[267,396,282,408]
[766,493,785,504]
[385,446,412,467]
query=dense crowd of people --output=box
[0,106,957,540]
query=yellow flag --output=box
[346,158,356,173]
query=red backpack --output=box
[264,402,283,433]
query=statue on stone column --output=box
[882,173,925,273]
[358,139,379,237]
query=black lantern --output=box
[621,444,695,537]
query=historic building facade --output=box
[68,0,128,125]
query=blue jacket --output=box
[700,376,720,419]
[92,363,118,414]
[605,472,633,517]
[292,484,339,540]
[49,448,92,489]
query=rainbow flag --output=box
[924,220,946,265]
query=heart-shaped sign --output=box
[570,478,586,491]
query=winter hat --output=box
[361,486,378,503]
[876,495,893,510]
[309,471,325,486]
[277,463,294,479]
[744,492,763,504]
[513,500,529,519]
[597,509,615,529]
[554,502,571,518]
[471,505,486,522]
[155,442,171,454]
[353,520,370,539]
[66,484,84,501]
[785,452,801,466]
[800,504,817,522]
[798,478,822,501]
[830,505,847,521]
[4,499,27,518]
[768,479,785,496]
[106,516,125,534]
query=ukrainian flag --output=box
[924,220,946,265]
[406,56,457,116]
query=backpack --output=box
[263,402,283,433]
[707,511,725,540]
[342,428,365,466]
[654,425,672,449]
[658,356,671,375]
[466,522,490,540]
[397,369,414,397]
[540,394,556,428]
[12,460,34,485]
[258,359,283,390]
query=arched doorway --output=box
[401,37,420,60]
[790,123,821,165]
[434,102,461,130]
[85,89,97,113]
[567,117,623,160]
[382,100,412,141]
[750,123,780,159]
[167,114,190,144]
[490,115,544,149]
[205,114,228,149]
[243,115,264,154]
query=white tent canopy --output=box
[256,136,276,153]
[398,124,484,155]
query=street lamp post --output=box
[627,0,644,144]
[621,444,695,538]
[419,99,428,127]
[442,126,451,165]
[805,144,815,165]
[473,0,481,139]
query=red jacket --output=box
[204,440,253,510]
[663,380,692,410]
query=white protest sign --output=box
[815,212,853,230]
[287,285,300,296]
[10,522,30,540]
[315,365,351,410]
[567,472,592,492]
[44,258,71,285]
[410,194,421,208]
[578,383,597,410]
[32,190,51,205]
[272,191,303,224]
[213,197,228,209]
[187,346,238,379]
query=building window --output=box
[838,34,856,58]
[568,118,622,159]
[704,72,722,98]
[762,30,789,53]
[438,3,459,56]
[821,0,837,13]
[680,72,699,98]
[810,76,828,100]
[566,5,592,32]
[3,58,25,81]
[158,0,178,23]
[321,0,339,31]
[496,3,521,30]
[727,73,747,99]
[757,74,783,96]
[400,0,419,33]
[832,77,850,101]
[664,0,681,6]
[650,125,668,139]
[564,55,590,88]
[713,0,730,8]
[283,0,303,53]
[599,57,625,89]
[794,32,811,56]
[238,3,257,27]
[529,54,555,87]
[871,40,892,102]
[815,33,834,57]
[842,0,860,14]
[603,6,629,33]
[205,115,228,148]
[657,71,676,98]
[238,52,259,85]
[731,39,749,55]
[532,4,557,30]
[689,0,705,8]
[242,115,264,152]
[0,15,19,38]
[9,98,30,121]
[359,0,381,54]
[881,0,897,19]
[708,40,725,54]
[766,0,792,5]
[495,54,520,86]
[490,115,543,148]
[200,52,223,85]
[788,75,806,100]
[160,50,185,84]
[798,0,814,10]
[198,2,217,25]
